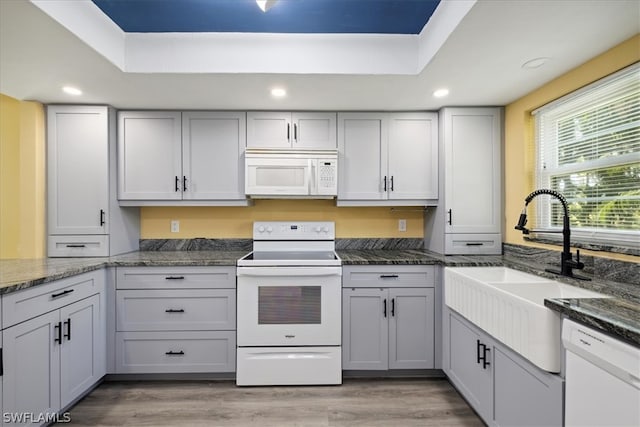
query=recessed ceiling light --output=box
[256,0,278,12]
[271,88,286,98]
[433,88,449,98]
[62,86,82,96]
[522,57,550,69]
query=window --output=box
[533,64,640,250]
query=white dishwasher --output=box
[562,319,640,427]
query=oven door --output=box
[236,266,341,346]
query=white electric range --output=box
[236,221,342,386]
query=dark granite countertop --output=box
[2,249,637,349]
[0,251,245,295]
[545,297,640,347]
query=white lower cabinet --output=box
[342,266,435,371]
[443,306,563,426]
[114,267,236,374]
[115,331,235,374]
[1,272,105,426]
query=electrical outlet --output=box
[171,220,180,233]
[398,219,407,232]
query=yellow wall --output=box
[0,94,45,259]
[141,200,424,238]
[504,34,640,262]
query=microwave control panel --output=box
[316,159,337,194]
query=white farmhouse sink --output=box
[444,266,606,372]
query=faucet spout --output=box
[515,189,589,280]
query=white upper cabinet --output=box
[48,106,109,235]
[425,107,502,255]
[118,111,182,201]
[47,105,139,257]
[182,112,246,200]
[388,113,438,201]
[443,108,501,234]
[247,112,336,150]
[118,111,247,204]
[337,113,388,201]
[337,112,438,206]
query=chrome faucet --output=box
[515,189,590,280]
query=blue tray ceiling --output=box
[91,0,441,34]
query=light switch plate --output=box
[171,220,180,233]
[398,219,407,232]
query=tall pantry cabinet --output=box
[47,105,139,257]
[425,108,503,254]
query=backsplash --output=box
[139,238,424,251]
[503,243,640,287]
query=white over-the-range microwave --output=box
[245,149,338,198]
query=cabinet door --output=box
[47,106,108,235]
[388,113,438,201]
[118,111,182,200]
[444,108,501,233]
[342,288,388,370]
[246,112,291,149]
[59,294,102,409]
[388,288,435,369]
[2,311,61,425]
[337,113,387,201]
[182,112,246,200]
[493,346,563,427]
[447,312,493,422]
[292,112,337,150]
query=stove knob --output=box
[314,226,322,233]
[322,226,329,233]
[266,226,273,233]
[257,226,265,233]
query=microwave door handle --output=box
[307,159,314,195]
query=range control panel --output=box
[253,221,335,240]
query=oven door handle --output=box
[236,267,342,277]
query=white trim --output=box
[30,0,125,70]
[29,0,472,76]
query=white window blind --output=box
[533,63,640,249]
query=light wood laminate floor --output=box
[58,378,484,426]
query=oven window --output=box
[258,286,321,324]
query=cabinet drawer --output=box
[116,289,236,331]
[115,331,236,373]
[445,234,501,255]
[2,270,104,328]
[342,265,435,288]
[116,266,236,289]
[48,235,109,257]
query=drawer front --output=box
[115,331,236,373]
[2,270,104,327]
[48,235,109,257]
[116,266,236,290]
[116,289,236,331]
[342,265,435,288]
[444,234,502,255]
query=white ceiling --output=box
[1,0,638,110]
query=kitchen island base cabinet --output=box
[1,271,106,425]
[342,266,436,371]
[443,307,563,427]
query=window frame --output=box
[531,63,640,252]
